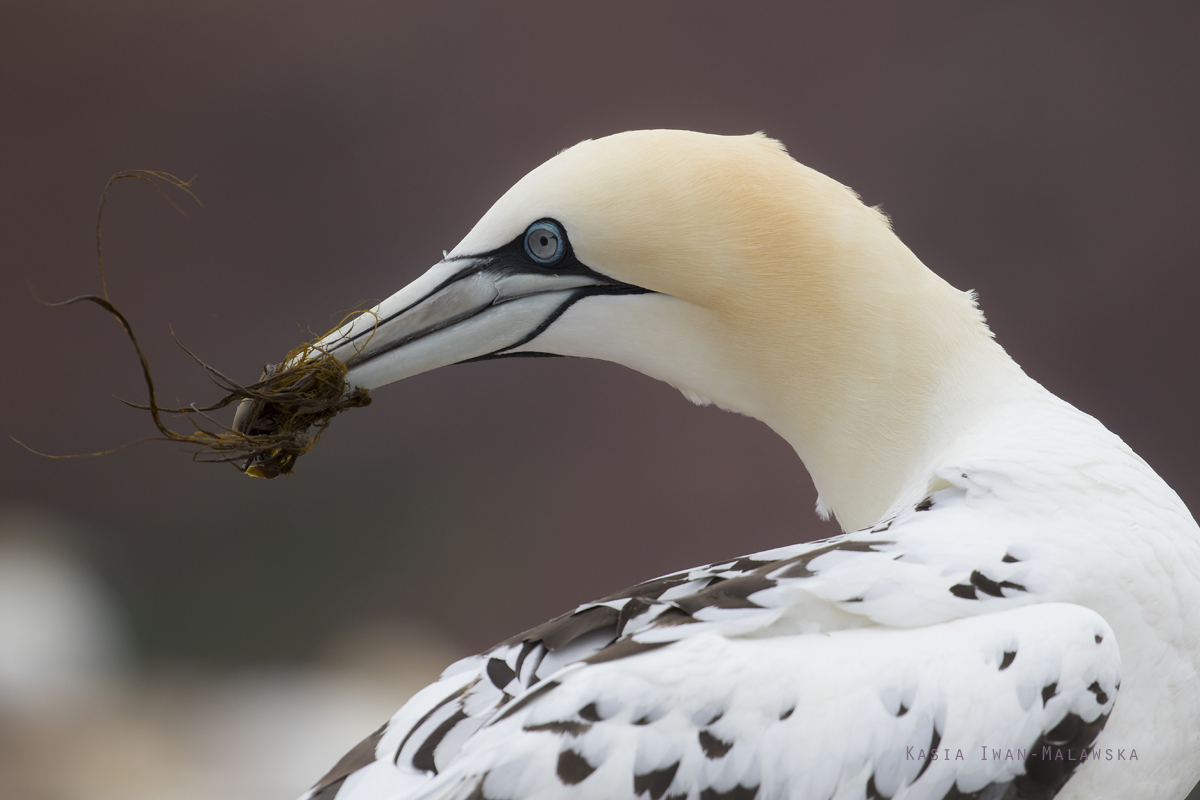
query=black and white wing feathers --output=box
[305,473,1120,800]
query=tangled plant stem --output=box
[18,170,374,478]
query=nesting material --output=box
[225,334,374,479]
[48,290,372,479]
[25,170,373,478]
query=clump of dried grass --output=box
[19,170,372,478]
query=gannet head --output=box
[315,130,1021,531]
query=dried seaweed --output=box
[18,170,374,478]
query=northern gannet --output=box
[294,131,1200,800]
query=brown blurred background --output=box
[2,1,1198,797]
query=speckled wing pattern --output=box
[304,468,1121,800]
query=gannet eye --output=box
[524,220,565,265]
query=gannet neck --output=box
[694,163,1033,531]
[626,201,1032,533]
[750,236,1032,532]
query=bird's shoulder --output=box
[306,471,1092,800]
[318,600,1119,800]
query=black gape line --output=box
[465,217,652,360]
[344,218,652,369]
[465,280,650,363]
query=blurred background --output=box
[1,1,1198,797]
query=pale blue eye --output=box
[524,221,564,264]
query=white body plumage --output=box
[284,131,1200,800]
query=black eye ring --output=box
[523,220,565,265]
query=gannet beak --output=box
[320,255,646,391]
